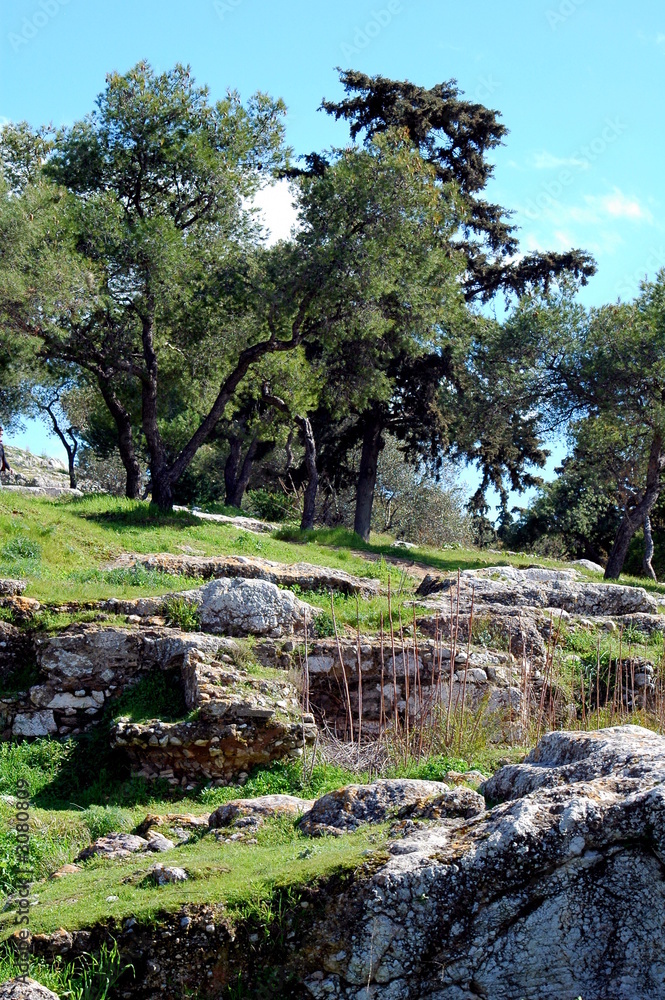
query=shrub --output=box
[312,610,336,638]
[82,804,131,841]
[163,595,201,632]
[245,488,300,523]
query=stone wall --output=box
[255,636,524,735]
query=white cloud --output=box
[251,179,299,245]
[587,188,653,222]
[531,151,589,171]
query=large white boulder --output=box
[302,725,665,1000]
[195,577,320,637]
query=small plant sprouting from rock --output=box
[163,595,201,632]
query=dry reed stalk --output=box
[435,613,444,710]
[526,642,535,745]
[331,592,354,742]
[580,658,587,729]
[399,611,410,750]
[458,587,475,752]
[446,576,459,743]
[412,605,425,760]
[614,628,623,720]
[596,634,601,729]
[535,613,554,738]
[388,581,399,735]
[379,613,386,739]
[303,609,310,715]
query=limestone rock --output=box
[116,553,380,597]
[444,565,659,616]
[480,723,665,802]
[12,710,57,737]
[0,980,60,1000]
[299,779,456,836]
[110,579,321,636]
[148,864,188,886]
[208,794,314,830]
[195,578,320,637]
[171,506,277,533]
[0,579,25,597]
[301,725,665,1000]
[136,813,210,839]
[569,558,605,573]
[76,831,172,861]
[0,596,40,623]
[397,786,486,822]
[50,863,82,879]
[145,831,175,852]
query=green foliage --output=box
[311,609,336,638]
[72,565,192,589]
[0,739,71,798]
[81,805,131,842]
[0,940,132,1000]
[1,535,41,561]
[113,672,188,724]
[163,595,201,632]
[245,488,299,523]
[198,758,363,807]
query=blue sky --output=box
[2,0,664,511]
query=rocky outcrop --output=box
[148,864,188,886]
[136,813,210,840]
[417,565,661,617]
[569,558,605,573]
[209,794,314,830]
[19,726,665,1000]
[195,578,320,637]
[171,505,278,533]
[300,725,665,1000]
[76,831,174,861]
[0,579,25,596]
[299,779,484,837]
[116,553,380,597]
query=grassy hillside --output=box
[2,493,663,607]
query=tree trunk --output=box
[97,379,142,499]
[65,440,78,490]
[225,434,258,508]
[643,514,657,581]
[151,471,174,511]
[605,433,665,579]
[141,311,171,510]
[297,416,318,530]
[224,437,242,506]
[353,415,384,542]
[284,429,295,472]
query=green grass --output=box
[0,940,129,998]
[0,809,389,937]
[2,494,664,623]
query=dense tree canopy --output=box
[10,61,659,582]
